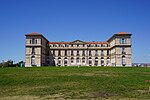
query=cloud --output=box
[148,54,150,56]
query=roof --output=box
[49,42,70,44]
[25,32,49,42]
[117,32,130,34]
[25,32,42,36]
[49,41,108,44]
[107,32,132,42]
[86,42,108,44]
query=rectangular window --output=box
[77,50,79,56]
[82,50,85,56]
[58,50,61,56]
[32,47,35,54]
[71,50,74,56]
[101,50,104,56]
[53,50,55,55]
[95,50,98,56]
[120,38,126,44]
[89,50,91,56]
[32,38,35,44]
[65,50,67,56]
[30,40,32,44]
[107,50,110,55]
[122,47,125,54]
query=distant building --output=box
[25,32,132,67]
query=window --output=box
[30,40,32,44]
[64,57,67,65]
[58,57,61,66]
[101,50,104,56]
[82,57,85,63]
[32,38,35,44]
[101,57,104,66]
[31,56,35,66]
[77,50,79,56]
[89,57,92,65]
[58,50,61,56]
[122,56,126,66]
[31,38,37,44]
[32,47,35,54]
[35,39,37,44]
[52,57,55,66]
[65,50,67,56]
[71,57,74,63]
[71,50,74,56]
[71,44,73,47]
[83,44,85,47]
[65,44,68,47]
[122,47,125,54]
[95,57,98,66]
[107,50,110,55]
[89,50,92,56]
[107,57,110,66]
[76,57,80,64]
[82,50,85,56]
[53,50,55,55]
[120,38,126,44]
[77,44,79,47]
[95,50,98,56]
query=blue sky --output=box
[0,0,150,63]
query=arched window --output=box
[95,57,98,66]
[58,57,61,66]
[64,57,67,65]
[31,56,35,66]
[82,57,85,63]
[89,57,92,65]
[122,56,126,66]
[101,57,104,66]
[71,57,74,64]
[76,57,80,64]
[107,57,110,66]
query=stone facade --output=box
[25,32,132,67]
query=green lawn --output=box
[0,67,150,100]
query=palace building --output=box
[25,32,132,67]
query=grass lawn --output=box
[0,67,150,100]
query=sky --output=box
[0,0,150,63]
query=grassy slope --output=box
[0,67,150,99]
